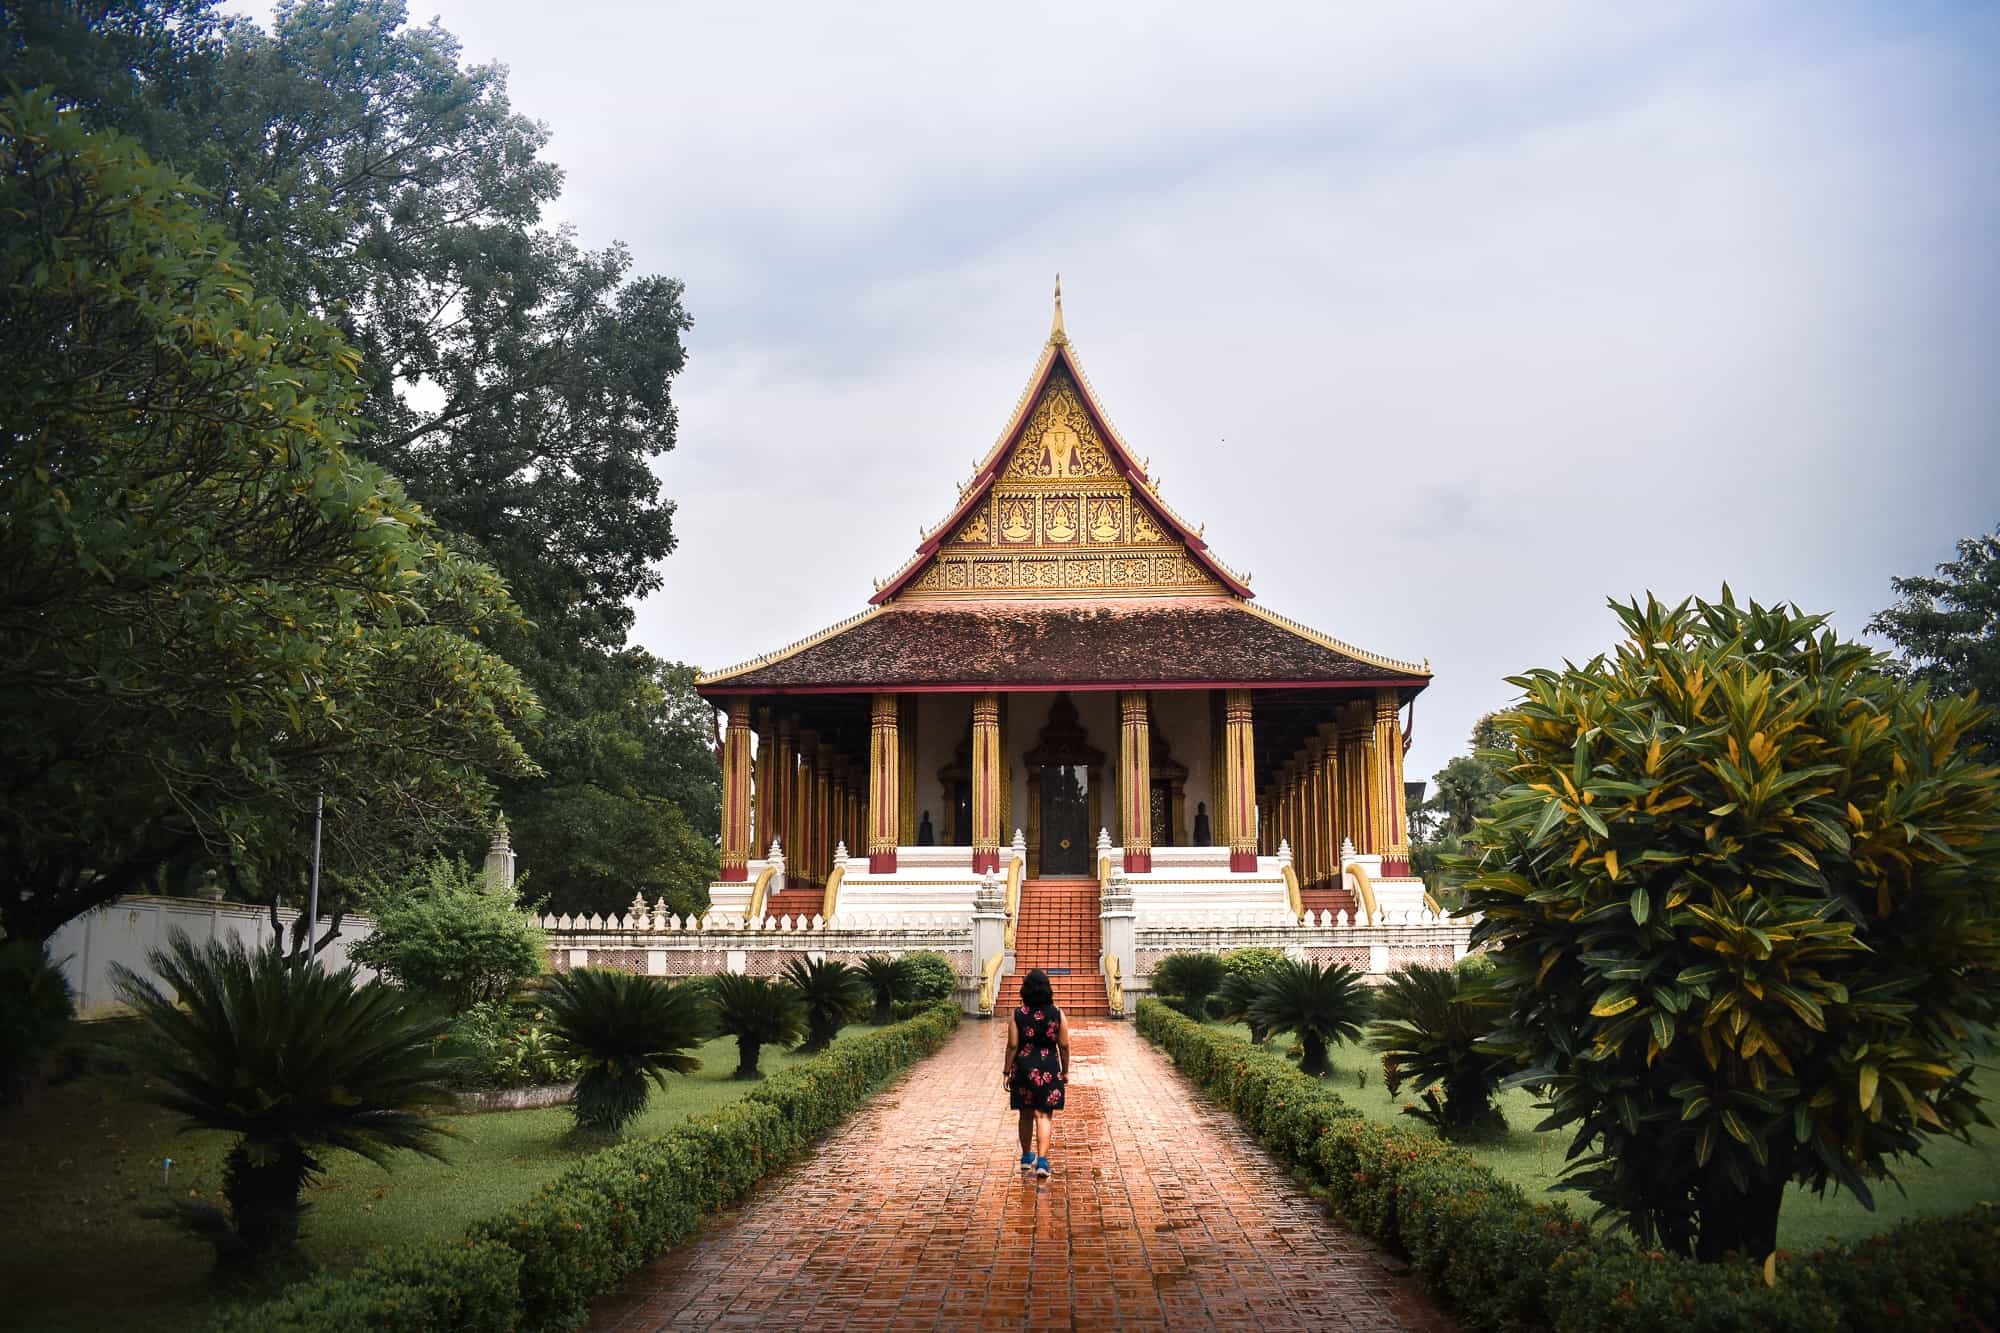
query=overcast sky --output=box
[248,1,1998,783]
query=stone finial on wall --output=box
[834,840,849,866]
[1277,838,1293,867]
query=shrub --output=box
[1245,958,1371,1076]
[0,940,72,1103]
[351,857,547,1012]
[538,970,709,1135]
[898,950,958,1003]
[1222,946,1287,979]
[857,954,909,1023]
[1137,998,1994,1333]
[444,999,577,1090]
[1367,963,1509,1137]
[215,1237,522,1332]
[221,1001,963,1332]
[1461,592,2000,1260]
[708,973,805,1078]
[112,932,456,1270]
[1150,951,1228,1020]
[782,956,868,1053]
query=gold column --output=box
[1289,764,1307,868]
[1317,724,1342,876]
[1304,736,1320,880]
[814,747,835,883]
[795,731,817,883]
[869,694,900,873]
[775,720,798,881]
[999,697,1013,847]
[1225,690,1257,871]
[971,693,1002,872]
[1341,711,1377,855]
[1376,690,1409,872]
[898,696,918,845]
[752,708,774,860]
[1210,692,1229,848]
[720,698,753,882]
[1120,691,1153,873]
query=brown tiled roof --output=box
[699,598,1429,693]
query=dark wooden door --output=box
[1039,764,1090,875]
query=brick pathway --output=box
[592,1020,1454,1331]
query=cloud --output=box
[240,0,2000,780]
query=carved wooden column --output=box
[774,719,797,875]
[720,698,753,882]
[1341,711,1377,854]
[1224,690,1257,871]
[1375,690,1408,874]
[971,692,1002,872]
[897,696,919,845]
[752,708,774,860]
[1317,723,1342,877]
[1307,739,1330,886]
[868,694,900,873]
[814,746,835,883]
[794,731,817,884]
[1287,764,1306,868]
[1119,691,1152,873]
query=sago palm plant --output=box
[708,973,806,1078]
[539,969,709,1134]
[1214,970,1271,1043]
[857,954,909,1024]
[1247,958,1372,1077]
[783,956,868,1052]
[1151,951,1228,1021]
[1367,960,1509,1137]
[112,932,457,1270]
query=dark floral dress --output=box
[1008,1004,1066,1112]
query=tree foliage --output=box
[1462,591,2000,1262]
[1245,959,1372,1078]
[1870,526,2000,757]
[0,92,537,942]
[348,857,547,1011]
[707,973,805,1080]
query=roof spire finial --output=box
[1049,272,1067,345]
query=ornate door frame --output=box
[1023,693,1106,878]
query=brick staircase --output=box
[1011,878,1108,1017]
[763,884,825,921]
[1300,884,1359,920]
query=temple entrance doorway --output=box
[1039,764,1090,875]
[1023,693,1107,878]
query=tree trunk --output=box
[1695,1177,1787,1262]
[222,1140,311,1266]
[733,1035,762,1079]
[1300,1032,1330,1078]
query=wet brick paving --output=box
[591,1018,1455,1331]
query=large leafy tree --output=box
[1870,526,2000,757]
[1463,591,2000,1262]
[0,92,537,941]
[1410,714,1513,897]
[8,0,713,917]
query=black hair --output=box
[1019,968,1053,1008]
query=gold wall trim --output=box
[1240,602,1430,677]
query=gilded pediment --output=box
[1002,373,1115,481]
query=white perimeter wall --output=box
[47,896,378,1018]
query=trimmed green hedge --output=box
[1136,998,1997,1333]
[226,1000,961,1332]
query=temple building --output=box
[696,288,1434,1012]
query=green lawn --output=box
[0,1027,824,1333]
[1210,1023,2000,1250]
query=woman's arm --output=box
[1002,1012,1017,1081]
[1056,1013,1072,1077]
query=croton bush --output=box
[1460,591,2000,1259]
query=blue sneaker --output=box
[1035,1155,1050,1178]
[1019,1151,1035,1172]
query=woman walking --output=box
[1004,968,1069,1178]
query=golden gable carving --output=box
[1003,375,1114,480]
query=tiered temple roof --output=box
[701,284,1428,699]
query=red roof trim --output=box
[868,343,1252,604]
[698,677,1432,701]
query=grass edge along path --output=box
[219,1000,963,1333]
[1136,999,1998,1333]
